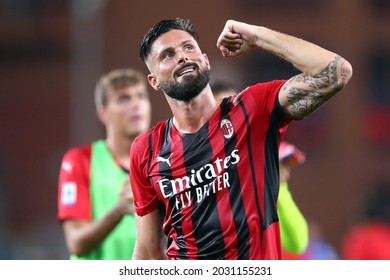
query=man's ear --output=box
[203,53,211,70]
[96,107,107,125]
[148,73,160,91]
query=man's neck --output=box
[169,88,218,134]
[105,136,133,169]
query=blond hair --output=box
[94,68,146,109]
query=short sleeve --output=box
[130,135,159,216]
[243,80,286,113]
[57,145,91,222]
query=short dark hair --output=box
[139,18,199,62]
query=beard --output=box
[159,63,210,102]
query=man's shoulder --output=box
[134,120,168,143]
[131,121,168,161]
[236,80,287,105]
[59,143,93,175]
[62,143,92,161]
[245,80,287,92]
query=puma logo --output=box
[156,153,173,167]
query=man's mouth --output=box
[130,115,143,123]
[175,64,197,77]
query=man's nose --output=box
[126,99,140,111]
[177,49,188,64]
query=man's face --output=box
[146,29,210,102]
[103,83,151,138]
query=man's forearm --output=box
[66,208,125,256]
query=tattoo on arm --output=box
[283,55,345,118]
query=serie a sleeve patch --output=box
[61,182,77,206]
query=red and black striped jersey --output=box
[130,80,291,259]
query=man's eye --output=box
[118,96,129,103]
[163,52,174,59]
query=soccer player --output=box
[57,68,151,259]
[130,18,352,259]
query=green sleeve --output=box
[277,182,309,254]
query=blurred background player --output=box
[57,68,151,259]
[279,141,338,260]
[211,79,309,256]
[341,182,390,259]
[278,141,309,257]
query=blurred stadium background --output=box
[0,0,389,259]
